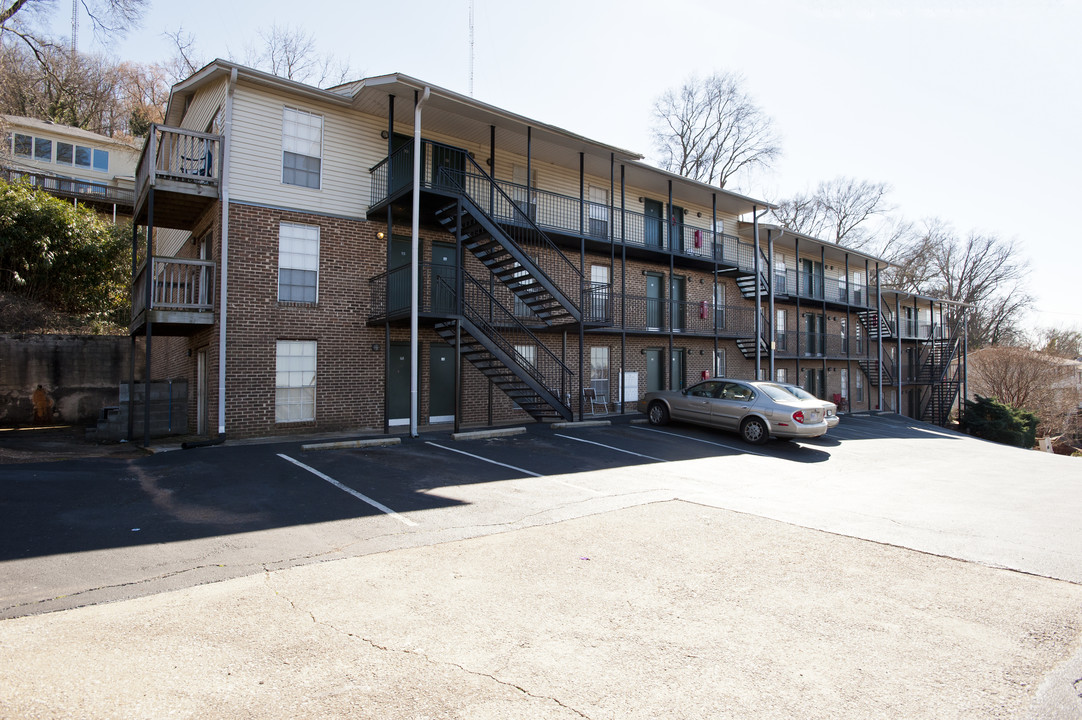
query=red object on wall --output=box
[700,300,708,319]
[694,229,702,248]
[702,370,710,380]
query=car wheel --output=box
[647,401,670,426]
[740,417,768,445]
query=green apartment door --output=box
[646,274,663,330]
[669,348,686,390]
[388,238,411,314]
[643,199,663,248]
[645,349,663,393]
[429,345,455,422]
[388,342,410,426]
[431,242,457,314]
[670,276,686,332]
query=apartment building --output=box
[128,61,964,441]
[1,115,140,220]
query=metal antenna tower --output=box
[468,0,474,96]
[71,0,78,55]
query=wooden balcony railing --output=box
[136,124,221,195]
[0,167,134,209]
[132,257,216,319]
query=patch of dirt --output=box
[0,426,149,464]
[0,292,125,335]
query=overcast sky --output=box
[63,0,1082,332]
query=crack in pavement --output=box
[262,571,592,719]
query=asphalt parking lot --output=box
[2,413,1082,718]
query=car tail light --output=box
[793,410,806,424]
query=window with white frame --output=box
[511,344,536,409]
[278,222,320,303]
[282,107,323,189]
[13,133,32,159]
[715,349,726,378]
[275,340,317,422]
[714,283,726,328]
[840,369,849,400]
[589,186,609,236]
[776,367,788,384]
[590,346,610,400]
[590,264,610,321]
[855,372,864,402]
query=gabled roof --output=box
[165,62,769,217]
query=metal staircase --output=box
[435,201,577,325]
[433,273,573,422]
[857,356,896,386]
[856,309,895,339]
[735,271,768,299]
[735,336,769,360]
[919,333,962,425]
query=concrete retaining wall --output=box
[0,334,144,427]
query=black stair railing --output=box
[447,272,574,418]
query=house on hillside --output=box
[0,115,141,220]
[125,60,967,442]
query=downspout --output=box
[215,68,236,437]
[875,263,883,411]
[410,86,431,438]
[752,208,763,380]
[217,67,238,438]
[768,227,780,381]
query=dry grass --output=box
[0,292,126,335]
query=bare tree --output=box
[772,177,891,250]
[1,0,146,54]
[1033,326,1082,359]
[652,72,781,190]
[968,345,1082,439]
[240,24,351,87]
[0,40,164,138]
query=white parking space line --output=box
[424,442,542,477]
[425,442,601,495]
[554,433,666,462]
[277,454,418,527]
[630,425,772,458]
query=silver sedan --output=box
[643,378,829,444]
[777,383,840,429]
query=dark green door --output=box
[390,134,416,196]
[431,242,457,314]
[645,349,663,393]
[670,205,685,252]
[389,342,410,424]
[670,276,685,332]
[388,238,411,314]
[643,199,663,248]
[431,144,466,191]
[429,345,455,422]
[669,348,686,391]
[646,274,663,330]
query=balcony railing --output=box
[0,167,134,208]
[774,331,875,358]
[775,269,872,307]
[136,124,221,194]
[370,144,761,272]
[132,257,216,319]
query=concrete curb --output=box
[451,427,526,441]
[302,437,402,451]
[549,420,611,429]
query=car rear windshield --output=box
[758,383,797,402]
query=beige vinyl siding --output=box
[157,228,192,258]
[179,79,227,134]
[227,85,379,219]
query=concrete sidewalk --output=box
[2,501,1080,719]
